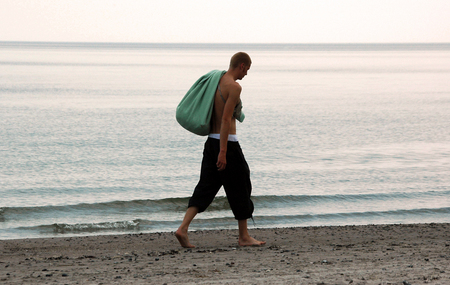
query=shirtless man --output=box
[175,52,265,248]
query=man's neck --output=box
[226,69,240,81]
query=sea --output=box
[1,42,449,240]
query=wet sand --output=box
[1,223,449,284]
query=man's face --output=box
[239,63,251,80]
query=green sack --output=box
[176,70,226,136]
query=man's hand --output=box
[216,151,227,171]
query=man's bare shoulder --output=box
[222,78,242,93]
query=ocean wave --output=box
[18,219,180,235]
[1,190,449,222]
[0,207,4,222]
[12,206,450,236]
[257,207,450,224]
[0,196,190,217]
[33,220,141,234]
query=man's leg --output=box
[238,219,266,246]
[175,206,199,248]
[176,138,221,248]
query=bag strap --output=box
[218,85,226,103]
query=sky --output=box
[1,0,449,43]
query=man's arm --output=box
[216,84,241,171]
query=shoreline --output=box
[1,223,449,284]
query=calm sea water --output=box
[1,42,449,240]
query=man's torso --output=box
[210,75,238,134]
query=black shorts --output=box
[188,138,254,220]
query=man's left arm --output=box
[216,85,241,171]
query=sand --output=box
[0,223,449,284]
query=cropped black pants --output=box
[188,138,254,220]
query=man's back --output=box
[210,74,240,135]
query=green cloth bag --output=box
[176,70,226,136]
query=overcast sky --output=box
[1,0,449,43]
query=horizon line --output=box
[1,41,449,51]
[1,41,450,44]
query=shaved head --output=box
[230,52,252,69]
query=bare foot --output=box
[238,236,266,246]
[175,228,195,248]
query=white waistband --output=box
[208,133,239,142]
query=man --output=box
[175,52,265,248]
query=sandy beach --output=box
[1,223,449,284]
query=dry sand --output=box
[1,223,449,284]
